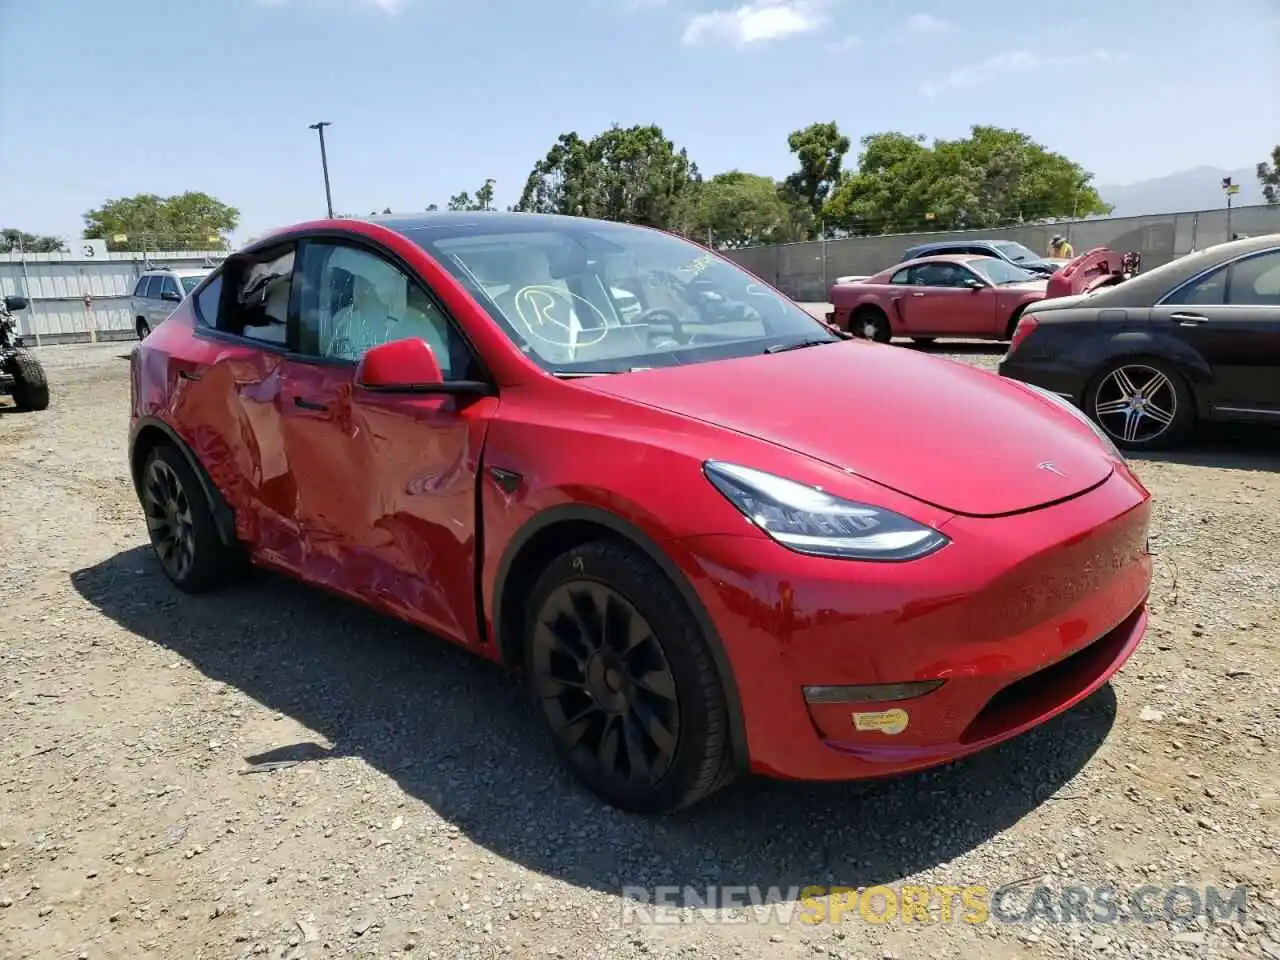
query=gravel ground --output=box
[1,339,1278,960]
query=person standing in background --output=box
[1048,234,1074,258]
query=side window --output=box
[207,247,294,344]
[1226,250,1280,306]
[1165,266,1227,306]
[296,241,479,380]
[142,277,160,299]
[193,273,224,327]
[133,276,149,297]
[889,268,913,285]
[159,276,182,299]
[913,262,968,287]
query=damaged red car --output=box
[128,213,1153,813]
[829,249,1140,345]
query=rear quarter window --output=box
[193,273,224,327]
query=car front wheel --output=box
[524,540,736,813]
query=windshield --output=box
[179,275,206,295]
[401,218,834,373]
[993,241,1041,264]
[970,257,1040,285]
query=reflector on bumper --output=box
[802,680,945,704]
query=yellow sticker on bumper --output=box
[851,708,909,736]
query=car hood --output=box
[581,341,1112,518]
[1000,279,1049,293]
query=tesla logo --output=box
[1038,461,1066,477]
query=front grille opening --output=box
[959,607,1141,745]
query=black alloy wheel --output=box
[530,581,680,788]
[143,453,197,583]
[524,540,735,813]
[139,444,239,591]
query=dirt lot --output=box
[1,341,1278,960]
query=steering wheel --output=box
[637,308,689,346]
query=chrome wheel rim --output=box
[861,320,879,340]
[143,459,196,580]
[1094,364,1177,444]
[530,581,680,789]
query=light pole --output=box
[309,121,335,218]
[1222,176,1239,241]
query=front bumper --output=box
[677,466,1151,781]
[998,356,1086,405]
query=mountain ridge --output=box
[1096,165,1267,218]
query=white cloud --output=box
[921,48,1122,97]
[905,12,951,33]
[827,32,860,51]
[681,0,825,47]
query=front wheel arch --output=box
[490,503,749,771]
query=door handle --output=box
[293,396,328,411]
[911,292,926,297]
[177,370,201,381]
[1170,313,1207,326]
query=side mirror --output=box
[4,295,29,311]
[963,277,985,290]
[161,290,183,303]
[356,337,444,391]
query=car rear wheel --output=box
[1086,358,1194,450]
[140,444,239,592]
[851,306,891,343]
[524,540,736,813]
[136,317,151,339]
[1005,306,1028,341]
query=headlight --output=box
[703,462,949,562]
[1019,382,1123,458]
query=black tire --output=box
[7,349,50,411]
[851,306,891,343]
[137,317,151,339]
[140,443,239,592]
[1005,306,1028,341]
[1085,357,1194,451]
[523,540,736,813]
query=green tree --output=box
[515,125,700,228]
[426,203,440,211]
[676,171,797,247]
[83,192,238,250]
[823,127,1110,234]
[447,180,497,211]
[1258,145,1280,204]
[783,121,851,223]
[0,228,65,253]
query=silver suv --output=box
[130,267,210,338]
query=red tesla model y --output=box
[128,212,1153,813]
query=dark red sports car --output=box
[128,212,1153,813]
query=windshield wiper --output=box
[552,367,651,378]
[764,337,837,354]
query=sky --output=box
[1,0,1278,245]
